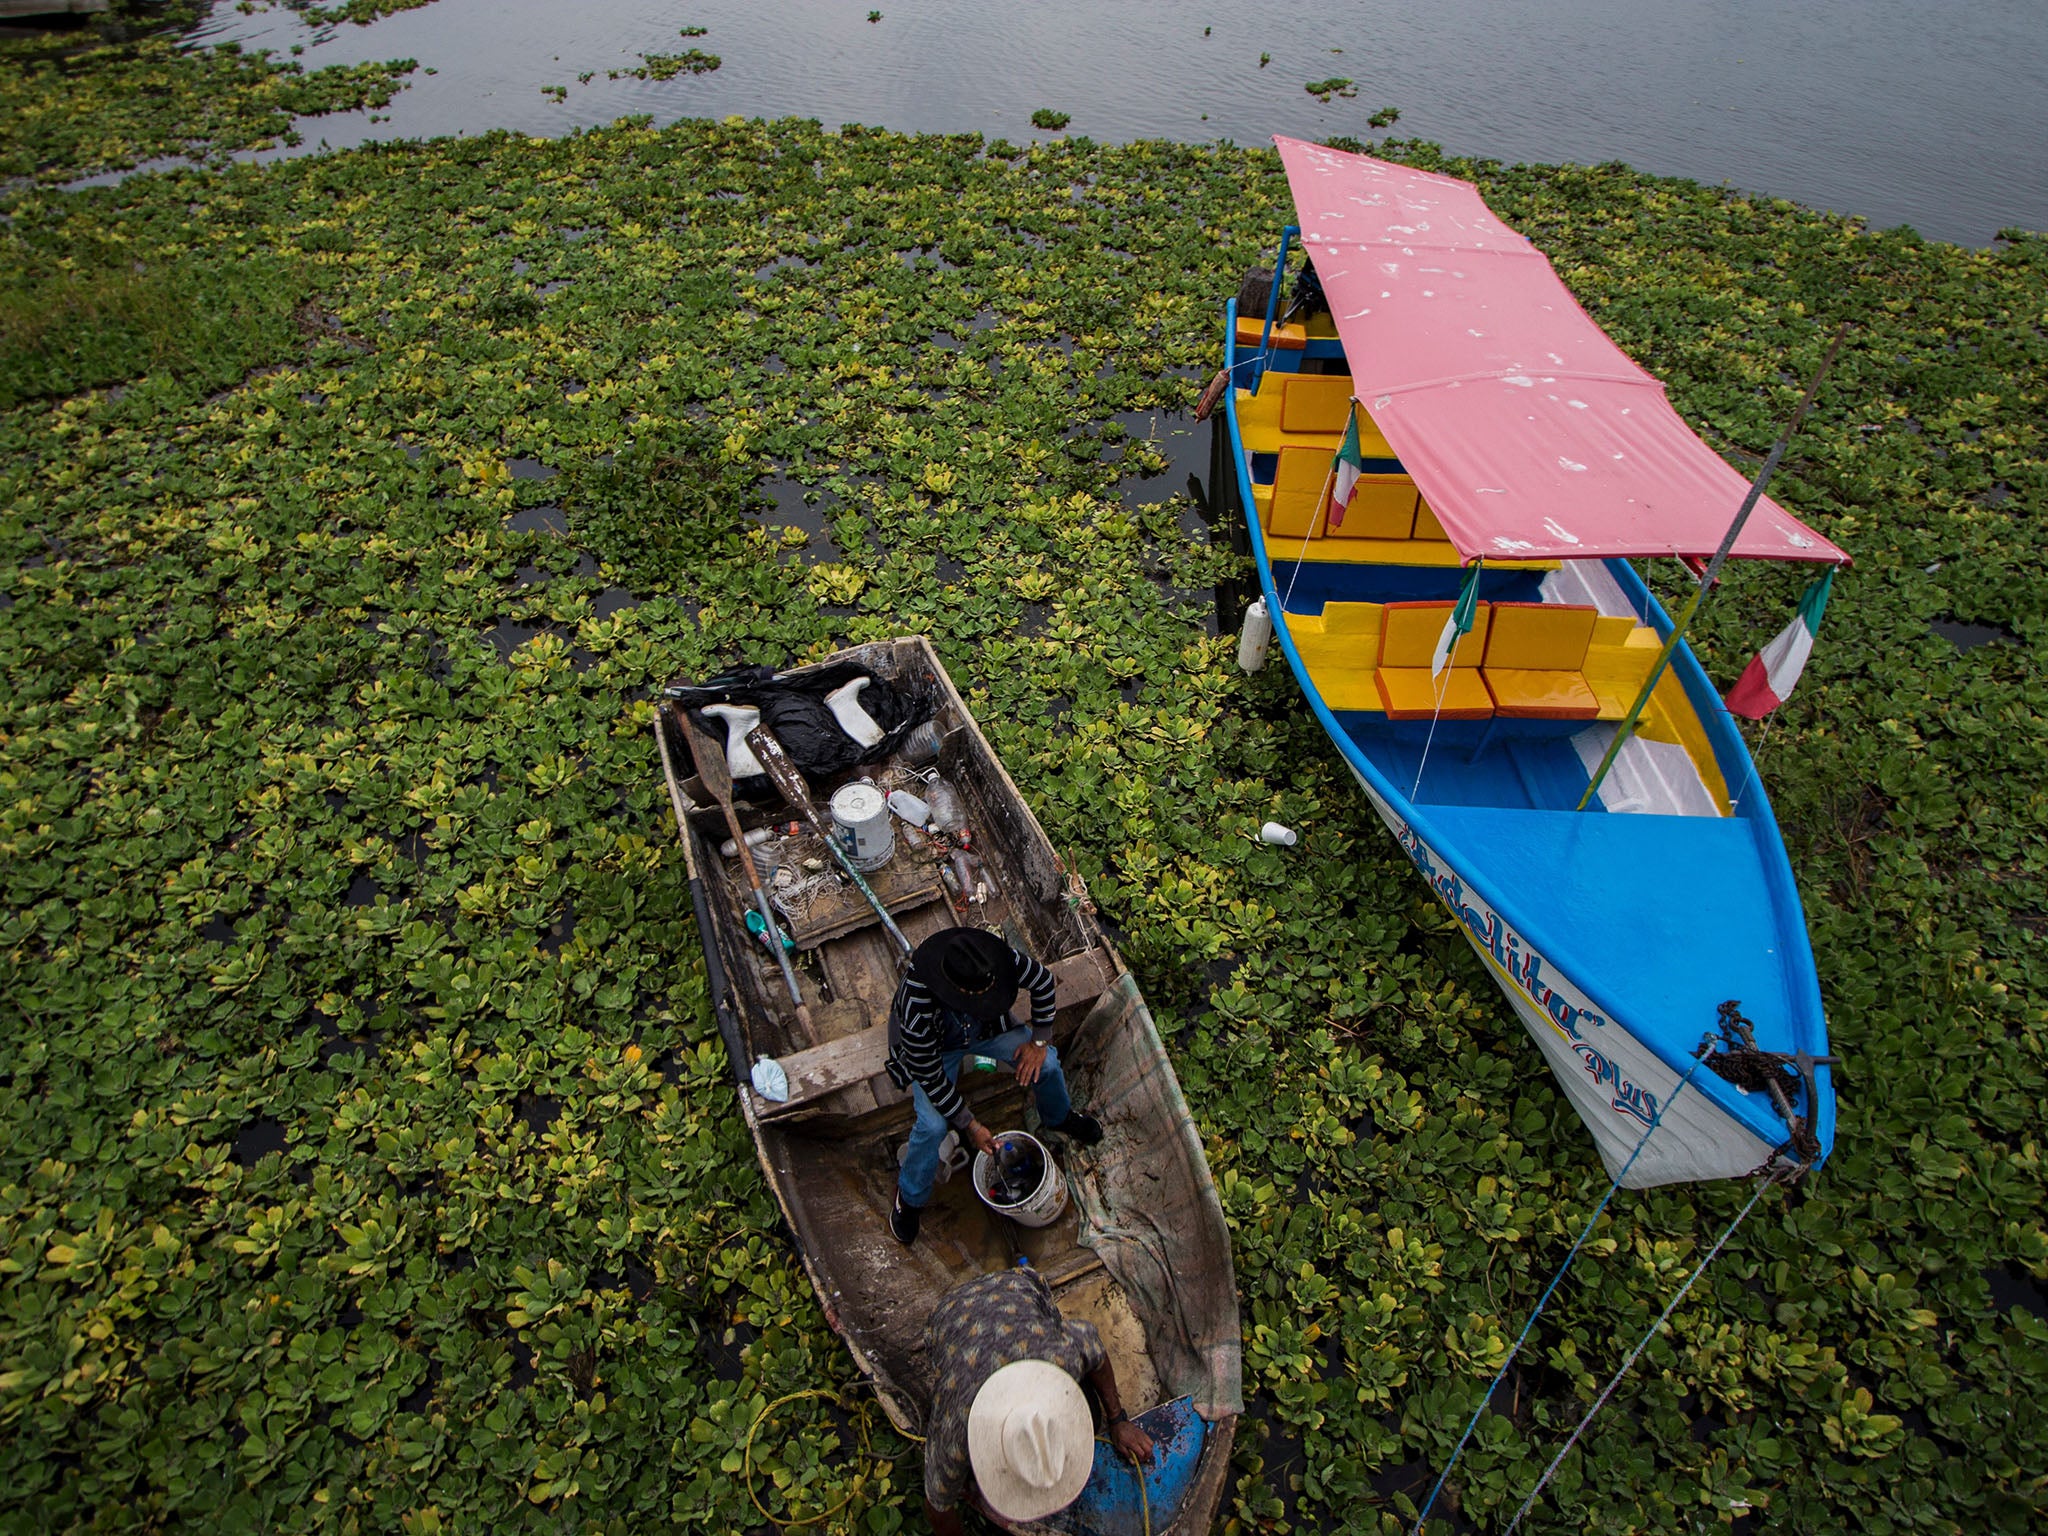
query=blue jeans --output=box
[898,1025,1072,1207]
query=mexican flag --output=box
[1432,561,1484,677]
[1724,567,1835,719]
[1326,404,1363,529]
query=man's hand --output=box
[1013,1041,1047,1086]
[967,1119,999,1158]
[1108,1418,1154,1467]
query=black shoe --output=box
[890,1191,922,1245]
[1051,1110,1104,1147]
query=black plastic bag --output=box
[663,661,931,785]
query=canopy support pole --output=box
[1575,323,1848,813]
[1251,225,1297,394]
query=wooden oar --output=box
[673,704,813,1034]
[745,724,914,959]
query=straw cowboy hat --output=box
[966,1359,1095,1520]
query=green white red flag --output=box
[1724,567,1835,719]
[1326,403,1363,529]
[1431,561,1484,678]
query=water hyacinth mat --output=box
[2,106,2046,1535]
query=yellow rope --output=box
[742,1388,872,1530]
[1096,1432,1152,1536]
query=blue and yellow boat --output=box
[1212,139,1846,1185]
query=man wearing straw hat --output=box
[887,928,1105,1246]
[921,1265,1155,1534]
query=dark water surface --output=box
[201,0,2045,247]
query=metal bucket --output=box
[828,781,894,871]
[972,1131,1068,1228]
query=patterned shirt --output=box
[922,1268,1106,1514]
[885,945,1058,1129]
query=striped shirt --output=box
[885,944,1057,1129]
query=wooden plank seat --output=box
[756,950,1113,1117]
[1482,602,1601,720]
[1374,600,1495,720]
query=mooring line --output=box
[1409,1056,1706,1536]
[1501,1168,1785,1533]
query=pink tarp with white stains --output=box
[1272,136,1849,565]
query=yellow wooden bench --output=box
[1287,601,1385,711]
[1234,317,1307,352]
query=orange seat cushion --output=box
[1234,318,1306,350]
[1483,668,1601,719]
[1378,600,1492,670]
[1376,667,1495,720]
[1483,602,1598,670]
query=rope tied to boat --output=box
[1501,1167,1791,1534]
[1410,1053,1709,1535]
[1697,999,1835,1166]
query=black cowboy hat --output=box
[911,929,1018,1021]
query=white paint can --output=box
[828,781,894,871]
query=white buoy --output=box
[1237,597,1272,673]
[1259,821,1298,846]
[825,677,886,747]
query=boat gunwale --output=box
[1222,299,1832,1165]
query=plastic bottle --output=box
[926,779,966,834]
[720,825,777,858]
[887,788,930,826]
[900,719,943,765]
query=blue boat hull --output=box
[1221,318,1834,1186]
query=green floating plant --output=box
[0,16,2044,1536]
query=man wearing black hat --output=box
[886,928,1104,1245]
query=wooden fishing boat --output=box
[1209,138,1843,1187]
[655,636,1241,1536]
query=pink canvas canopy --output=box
[1272,137,1849,566]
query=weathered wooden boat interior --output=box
[658,638,1237,1529]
